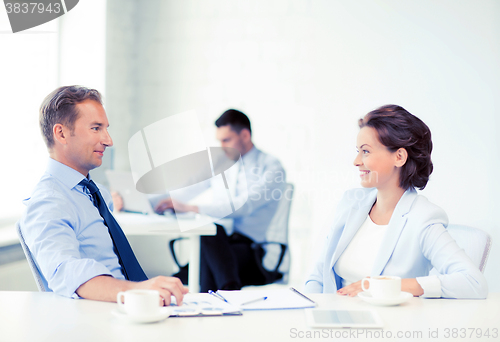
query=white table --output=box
[114,212,217,293]
[1,291,498,342]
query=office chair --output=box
[15,221,49,292]
[251,182,294,285]
[445,224,492,273]
[169,183,294,286]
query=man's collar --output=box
[46,157,90,190]
[242,146,258,162]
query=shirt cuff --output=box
[197,204,228,219]
[51,259,116,298]
[416,275,441,298]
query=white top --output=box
[334,215,388,287]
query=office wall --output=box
[59,0,109,185]
[105,0,500,290]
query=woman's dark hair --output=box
[358,105,433,190]
[39,85,102,148]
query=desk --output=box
[1,291,498,342]
[115,212,216,293]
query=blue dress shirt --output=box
[202,147,286,242]
[21,158,125,298]
[167,147,286,243]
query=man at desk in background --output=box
[21,86,187,304]
[150,109,286,292]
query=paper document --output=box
[169,293,242,317]
[216,288,317,310]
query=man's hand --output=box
[154,198,174,213]
[134,276,189,305]
[155,198,199,214]
[76,275,188,305]
[111,192,124,212]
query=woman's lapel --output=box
[329,190,377,269]
[370,188,418,276]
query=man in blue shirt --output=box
[153,110,287,292]
[21,86,187,304]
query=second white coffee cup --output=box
[117,289,161,316]
[361,276,401,299]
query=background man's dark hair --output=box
[215,109,252,134]
[39,85,102,148]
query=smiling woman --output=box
[356,105,433,192]
[304,105,488,299]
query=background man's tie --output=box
[79,178,148,281]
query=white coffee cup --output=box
[361,276,401,299]
[117,289,161,316]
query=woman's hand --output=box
[337,278,424,297]
[401,278,424,296]
[337,279,365,297]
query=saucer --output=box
[358,292,412,306]
[112,307,171,323]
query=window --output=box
[0,12,59,221]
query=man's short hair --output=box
[39,85,102,148]
[215,109,252,134]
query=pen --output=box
[290,287,316,304]
[240,296,267,306]
[208,290,228,303]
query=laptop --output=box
[105,170,155,214]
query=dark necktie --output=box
[79,178,148,282]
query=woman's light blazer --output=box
[304,187,488,299]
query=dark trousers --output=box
[200,224,267,292]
